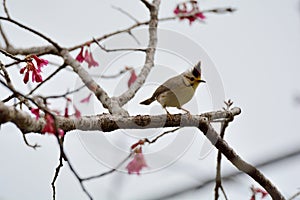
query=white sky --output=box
[1,0,300,199]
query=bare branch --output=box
[111,5,139,23]
[27,63,66,95]
[2,0,11,18]
[45,84,86,99]
[289,191,300,200]
[0,17,61,50]
[92,67,131,79]
[0,102,241,133]
[22,133,41,149]
[214,100,233,200]
[0,48,24,62]
[82,153,133,181]
[92,38,146,52]
[116,0,160,106]
[65,156,93,200]
[145,127,180,144]
[0,101,284,199]
[214,121,229,200]
[60,49,129,116]
[51,153,63,200]
[0,22,11,48]
[149,148,300,200]
[140,0,153,10]
[0,64,31,108]
[201,122,285,200]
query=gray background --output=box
[0,0,300,199]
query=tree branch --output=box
[59,49,129,116]
[200,122,285,200]
[0,101,240,133]
[116,0,160,107]
[0,22,11,48]
[111,5,139,23]
[0,17,61,50]
[2,0,11,19]
[150,148,300,200]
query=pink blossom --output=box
[31,54,48,72]
[84,50,99,68]
[173,1,205,25]
[130,139,146,150]
[73,105,81,118]
[76,46,85,63]
[195,12,206,20]
[41,114,64,136]
[128,70,137,88]
[41,114,55,134]
[31,108,40,120]
[64,107,69,118]
[20,61,43,84]
[80,93,92,103]
[250,186,268,200]
[126,149,147,175]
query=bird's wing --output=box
[152,74,187,98]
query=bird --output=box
[140,61,205,115]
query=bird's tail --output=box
[140,97,155,105]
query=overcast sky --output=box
[1,0,300,199]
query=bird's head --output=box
[183,61,206,88]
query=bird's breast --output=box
[157,86,196,108]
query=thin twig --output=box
[214,120,229,200]
[0,22,11,48]
[83,128,180,181]
[67,7,234,53]
[0,48,23,61]
[22,133,41,149]
[128,30,141,45]
[145,128,180,144]
[51,153,63,200]
[82,153,133,181]
[92,68,130,79]
[220,185,228,200]
[65,159,93,199]
[140,0,153,10]
[288,191,300,200]
[0,61,12,86]
[0,17,61,50]
[214,100,233,200]
[111,5,139,23]
[45,84,87,99]
[2,0,11,19]
[28,63,66,95]
[0,63,31,107]
[92,38,146,52]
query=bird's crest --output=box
[192,61,201,78]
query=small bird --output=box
[140,61,205,115]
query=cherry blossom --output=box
[80,93,92,103]
[19,55,48,84]
[126,148,147,175]
[128,69,137,88]
[41,114,64,136]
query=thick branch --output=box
[59,49,128,116]
[0,101,284,198]
[116,0,160,106]
[200,122,285,200]
[0,101,240,133]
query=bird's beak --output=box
[197,79,206,83]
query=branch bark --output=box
[0,101,285,199]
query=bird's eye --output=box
[189,77,194,81]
